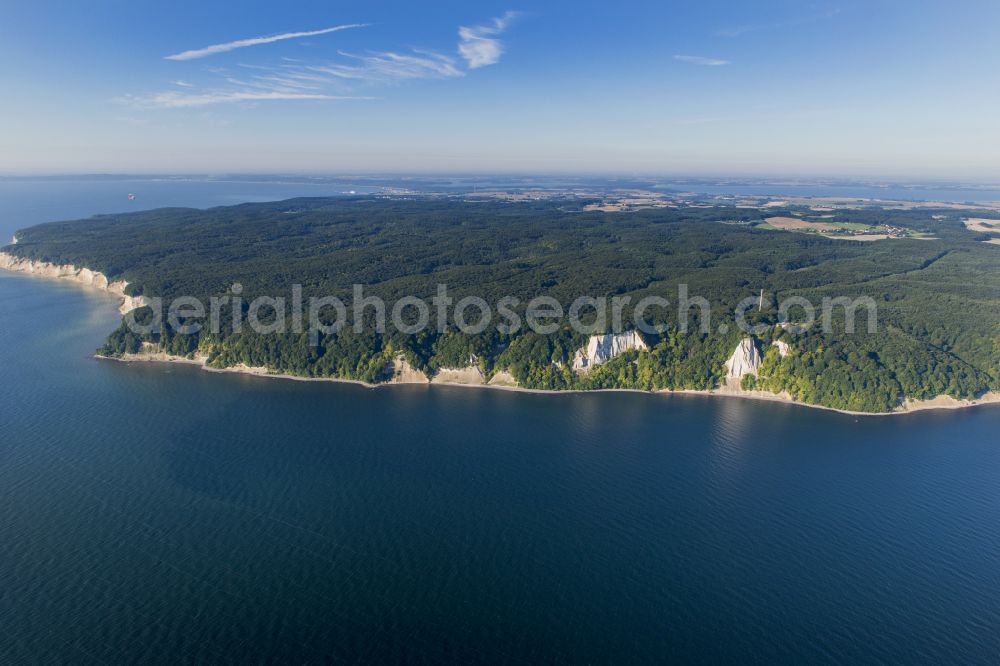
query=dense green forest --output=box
[6,196,999,412]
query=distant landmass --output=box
[3,194,999,413]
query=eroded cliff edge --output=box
[2,250,997,415]
[0,250,148,314]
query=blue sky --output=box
[2,0,999,177]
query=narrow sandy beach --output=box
[106,349,1000,418]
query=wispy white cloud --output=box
[134,15,517,109]
[306,49,463,82]
[716,9,840,37]
[130,46,459,109]
[458,11,519,69]
[164,24,369,61]
[673,54,730,66]
[120,90,374,108]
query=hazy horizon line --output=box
[1,170,999,186]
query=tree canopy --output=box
[8,196,999,412]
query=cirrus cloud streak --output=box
[121,90,375,108]
[673,54,731,66]
[165,24,369,61]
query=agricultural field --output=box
[760,215,924,240]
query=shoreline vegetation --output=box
[3,195,998,416]
[3,252,998,418]
[104,347,1000,418]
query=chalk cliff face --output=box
[432,366,485,385]
[572,330,648,371]
[389,356,430,384]
[118,293,150,314]
[487,370,519,387]
[0,251,148,314]
[725,337,762,379]
[772,340,791,357]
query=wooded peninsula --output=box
[4,195,999,413]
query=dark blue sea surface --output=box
[0,177,381,242]
[2,182,1000,662]
[3,271,1000,663]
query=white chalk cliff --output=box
[725,337,762,379]
[572,330,648,371]
[772,340,791,357]
[432,354,485,384]
[389,356,429,384]
[0,250,149,314]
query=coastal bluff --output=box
[572,331,648,372]
[0,251,148,314]
[724,337,762,380]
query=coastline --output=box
[0,250,148,314]
[3,250,997,418]
[106,349,1000,418]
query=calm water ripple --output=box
[0,182,1000,664]
[3,264,1000,662]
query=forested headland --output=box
[5,196,999,413]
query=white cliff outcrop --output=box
[772,340,791,357]
[389,356,430,384]
[118,293,151,314]
[724,337,762,379]
[572,330,648,372]
[432,366,485,385]
[0,250,149,314]
[431,354,486,384]
[487,370,519,387]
